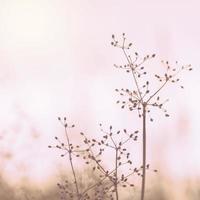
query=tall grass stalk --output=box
[111,33,192,200]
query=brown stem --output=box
[147,80,168,103]
[65,128,80,200]
[115,148,119,200]
[141,104,147,200]
[122,48,143,103]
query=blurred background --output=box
[0,0,199,199]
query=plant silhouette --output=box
[49,33,192,200]
[111,33,192,200]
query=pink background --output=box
[0,1,199,197]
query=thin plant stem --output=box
[122,46,146,200]
[141,103,147,200]
[64,127,80,200]
[122,48,143,103]
[147,80,168,103]
[115,148,119,200]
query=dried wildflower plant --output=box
[111,33,192,200]
[48,117,81,200]
[49,118,147,200]
[49,33,192,200]
[78,124,139,200]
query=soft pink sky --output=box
[0,0,199,186]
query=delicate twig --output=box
[64,127,80,200]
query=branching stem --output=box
[122,48,143,103]
[147,80,168,103]
[65,128,80,200]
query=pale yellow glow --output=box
[0,0,70,52]
[2,1,52,44]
